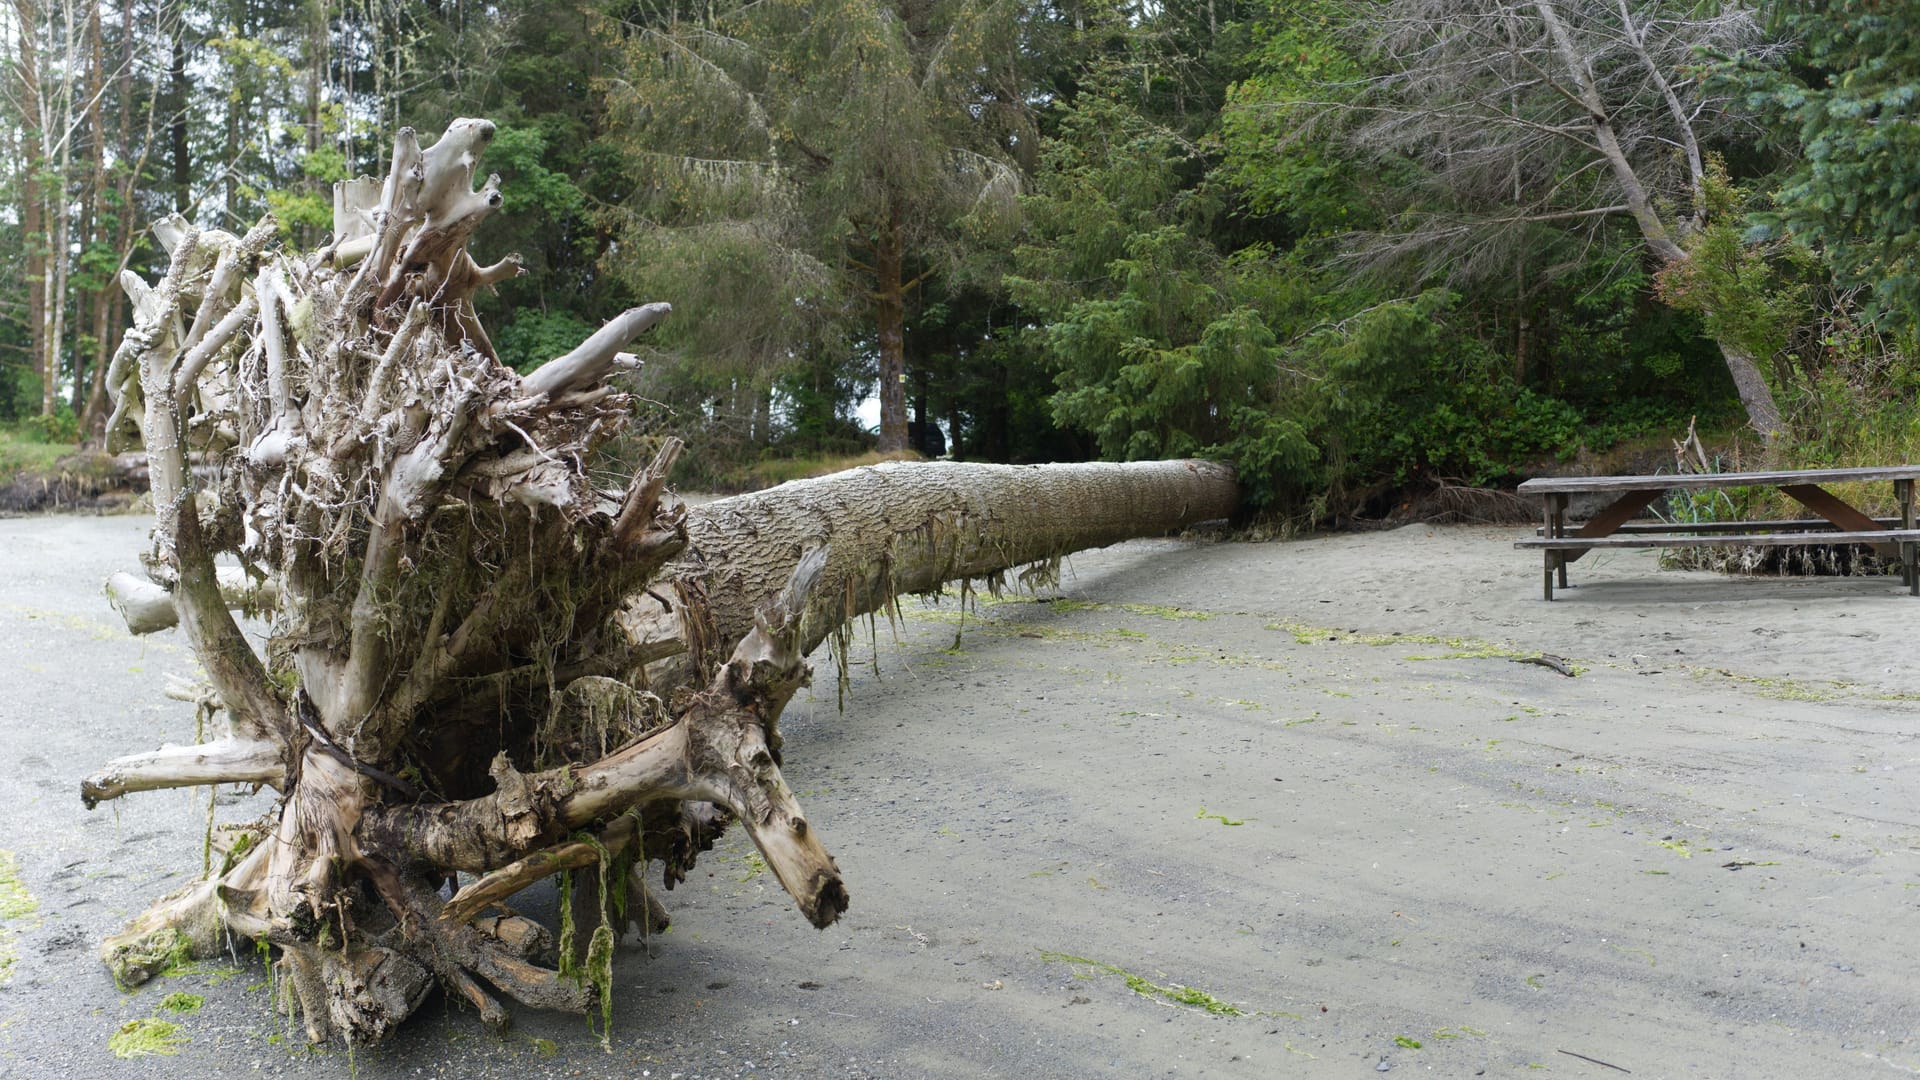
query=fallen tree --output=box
[85,118,1239,1046]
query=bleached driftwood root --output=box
[85,118,1238,1045]
[105,567,279,636]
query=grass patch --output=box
[160,991,205,1013]
[109,1017,188,1058]
[1039,951,1244,1016]
[0,427,73,476]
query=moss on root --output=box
[106,927,194,990]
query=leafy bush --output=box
[1304,292,1582,498]
[16,409,80,445]
[494,311,599,375]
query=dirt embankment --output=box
[0,451,147,513]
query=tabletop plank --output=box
[1517,465,1920,494]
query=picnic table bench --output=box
[1515,466,1920,600]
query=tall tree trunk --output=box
[168,7,189,215]
[223,81,239,222]
[873,208,909,452]
[15,0,48,416]
[71,0,106,418]
[1715,339,1785,440]
[42,18,76,421]
[83,0,147,440]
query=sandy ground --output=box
[1,513,1918,1078]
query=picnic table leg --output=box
[1552,495,1569,590]
[1899,479,1916,595]
[1539,493,1568,600]
[1561,489,1665,564]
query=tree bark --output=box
[84,118,1241,1047]
[621,458,1239,689]
[873,208,909,452]
[15,0,48,415]
[167,6,188,215]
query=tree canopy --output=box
[3,0,1918,519]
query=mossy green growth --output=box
[1267,621,1537,661]
[1692,667,1845,702]
[0,852,36,922]
[1117,603,1215,621]
[1394,1036,1422,1049]
[108,927,194,989]
[585,924,615,1044]
[109,1017,188,1058]
[738,850,769,881]
[160,991,205,1013]
[1042,598,1101,613]
[0,850,39,984]
[219,830,257,877]
[528,1036,559,1056]
[1039,951,1244,1016]
[997,597,1217,621]
[1656,838,1698,858]
[556,870,576,972]
[556,841,619,1049]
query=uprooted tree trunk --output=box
[83,118,1239,1046]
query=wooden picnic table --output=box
[1515,466,1920,600]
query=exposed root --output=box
[102,841,270,988]
[88,114,1235,1046]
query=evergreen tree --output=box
[1749,0,1920,333]
[599,0,1029,452]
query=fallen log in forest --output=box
[78,116,1239,1045]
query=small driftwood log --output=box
[86,118,1239,1044]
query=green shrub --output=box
[494,311,599,375]
[17,409,80,445]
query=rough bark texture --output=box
[625,458,1240,689]
[84,118,1239,1045]
[872,211,910,454]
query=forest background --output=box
[0,0,1913,522]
